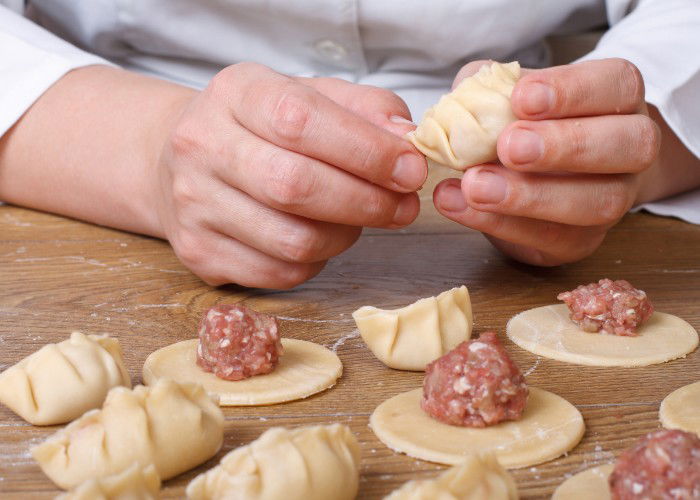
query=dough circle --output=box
[551,464,613,500]
[659,381,700,436]
[369,387,584,468]
[506,305,698,367]
[143,339,342,406]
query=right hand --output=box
[154,63,426,288]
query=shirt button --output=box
[314,39,348,63]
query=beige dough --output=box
[142,338,341,406]
[56,463,160,500]
[407,61,520,170]
[384,453,517,500]
[506,304,698,367]
[0,331,130,425]
[370,387,584,468]
[552,464,613,500]
[186,424,360,500]
[352,286,473,371]
[660,380,700,436]
[32,379,223,489]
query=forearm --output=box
[0,65,196,237]
[635,105,700,204]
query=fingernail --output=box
[467,169,508,204]
[522,83,554,115]
[507,128,544,164]
[389,115,415,125]
[437,183,467,212]
[392,153,426,191]
[393,195,417,226]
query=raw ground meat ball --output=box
[196,304,282,381]
[421,331,528,427]
[557,279,653,336]
[609,428,700,500]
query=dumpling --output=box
[186,424,360,500]
[408,61,521,171]
[384,453,518,500]
[56,463,160,500]
[352,286,473,371]
[0,331,130,425]
[32,378,223,489]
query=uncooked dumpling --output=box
[32,379,223,489]
[352,286,473,371]
[384,453,517,499]
[0,331,130,425]
[56,463,161,500]
[408,61,520,170]
[186,424,360,500]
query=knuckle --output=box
[617,58,645,105]
[265,154,314,208]
[169,119,205,160]
[635,117,661,168]
[598,181,632,224]
[172,230,205,270]
[270,262,324,289]
[270,84,313,141]
[171,174,199,208]
[365,85,410,114]
[363,190,393,226]
[278,225,324,263]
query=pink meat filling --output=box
[609,429,700,500]
[557,279,653,336]
[421,331,529,428]
[196,304,282,381]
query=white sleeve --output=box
[578,0,700,224]
[0,5,115,137]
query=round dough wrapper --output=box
[369,387,584,468]
[552,464,613,500]
[660,381,700,436]
[507,305,698,367]
[143,339,342,406]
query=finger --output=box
[433,179,607,264]
[201,179,362,263]
[210,63,427,192]
[454,165,635,226]
[498,115,661,174]
[213,126,420,228]
[511,58,646,119]
[171,227,326,288]
[295,77,416,137]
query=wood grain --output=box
[1,189,699,498]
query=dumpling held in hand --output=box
[408,61,521,171]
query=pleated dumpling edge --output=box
[352,286,473,371]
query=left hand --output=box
[433,58,661,266]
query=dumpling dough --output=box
[186,423,360,500]
[0,331,130,425]
[142,338,342,405]
[370,387,584,468]
[407,61,520,170]
[56,463,160,500]
[384,453,517,500]
[32,378,223,489]
[507,305,698,367]
[552,464,613,500]
[660,381,700,436]
[353,286,473,371]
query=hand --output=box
[433,58,661,266]
[154,63,426,287]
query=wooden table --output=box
[1,175,699,498]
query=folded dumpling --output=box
[408,61,521,171]
[186,424,360,500]
[32,378,223,489]
[0,331,130,425]
[352,286,473,371]
[56,463,161,500]
[384,453,518,500]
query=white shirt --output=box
[1,0,699,222]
